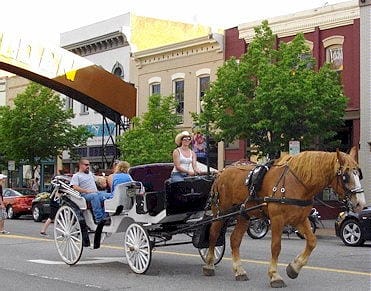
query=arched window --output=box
[196,69,211,113]
[111,62,124,78]
[323,36,344,71]
[172,73,185,121]
[148,77,161,96]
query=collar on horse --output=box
[245,162,313,207]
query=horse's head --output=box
[329,147,366,213]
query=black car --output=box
[335,206,371,246]
[31,175,72,222]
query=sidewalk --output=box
[315,219,337,239]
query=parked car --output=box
[31,175,71,222]
[31,192,52,222]
[2,188,37,219]
[335,205,371,246]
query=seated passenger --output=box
[170,131,200,182]
[70,159,111,224]
[107,161,133,193]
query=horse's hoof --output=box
[270,279,287,288]
[286,264,299,279]
[235,273,249,281]
[202,266,215,276]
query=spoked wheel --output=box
[124,223,152,274]
[247,218,270,239]
[198,243,225,265]
[54,205,83,265]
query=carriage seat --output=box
[164,176,212,215]
[104,181,142,214]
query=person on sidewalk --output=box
[0,174,9,234]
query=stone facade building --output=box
[131,33,225,169]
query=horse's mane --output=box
[274,151,357,186]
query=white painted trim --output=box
[322,35,345,47]
[148,76,161,84]
[196,68,211,77]
[171,73,185,81]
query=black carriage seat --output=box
[104,181,141,215]
[165,176,212,215]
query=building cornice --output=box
[61,31,129,56]
[239,1,360,43]
[132,33,223,68]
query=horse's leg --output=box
[286,219,317,279]
[231,216,249,281]
[268,219,287,288]
[202,220,223,276]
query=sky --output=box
[0,0,351,45]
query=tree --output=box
[117,94,180,165]
[0,82,92,173]
[195,21,347,158]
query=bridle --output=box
[335,166,364,199]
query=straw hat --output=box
[174,131,192,146]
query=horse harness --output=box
[245,161,313,207]
[207,161,313,221]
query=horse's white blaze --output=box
[351,173,366,212]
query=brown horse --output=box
[203,148,365,288]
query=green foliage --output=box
[195,20,347,158]
[0,82,92,167]
[117,94,180,165]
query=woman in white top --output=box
[170,131,200,182]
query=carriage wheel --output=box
[198,243,225,266]
[124,223,152,274]
[54,205,83,265]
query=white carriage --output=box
[51,164,226,274]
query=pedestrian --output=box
[32,177,40,192]
[39,193,60,236]
[0,174,9,234]
[170,130,200,182]
[70,159,111,224]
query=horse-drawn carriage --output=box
[50,163,228,274]
[51,148,365,288]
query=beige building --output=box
[131,33,225,169]
[359,0,371,204]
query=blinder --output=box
[337,167,364,196]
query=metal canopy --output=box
[0,32,137,123]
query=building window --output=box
[66,97,73,110]
[322,36,344,72]
[80,104,89,115]
[326,46,343,71]
[198,76,210,113]
[174,79,184,118]
[151,83,161,95]
[112,62,124,78]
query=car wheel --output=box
[340,219,365,246]
[6,205,17,219]
[32,204,43,222]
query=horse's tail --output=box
[207,170,223,213]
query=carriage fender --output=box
[117,216,136,233]
[60,199,91,247]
